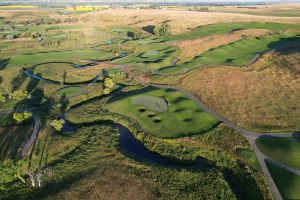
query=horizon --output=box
[1,0,300,6]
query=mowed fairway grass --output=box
[104,86,219,138]
[166,22,299,41]
[266,160,300,200]
[256,136,300,170]
[9,49,114,65]
[57,86,82,97]
[183,34,300,67]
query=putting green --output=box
[131,95,168,112]
[105,86,219,138]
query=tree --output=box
[103,78,116,94]
[133,30,144,40]
[0,94,6,103]
[13,111,32,124]
[50,119,65,132]
[11,90,28,102]
[0,159,26,184]
[153,23,171,36]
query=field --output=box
[177,51,300,132]
[105,86,219,138]
[266,160,300,200]
[257,136,300,170]
[0,4,299,200]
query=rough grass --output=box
[266,160,300,200]
[256,136,300,170]
[105,86,219,138]
[178,52,300,132]
[0,123,33,163]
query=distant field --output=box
[257,136,300,170]
[105,86,219,138]
[166,22,298,41]
[266,160,300,200]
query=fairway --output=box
[256,136,300,170]
[105,86,219,138]
[57,86,82,97]
[9,49,114,65]
[266,160,300,200]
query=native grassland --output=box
[177,51,300,132]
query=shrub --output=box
[13,111,32,124]
[103,78,116,94]
[154,23,171,36]
[11,90,28,102]
[50,119,65,132]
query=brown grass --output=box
[178,51,300,132]
[45,165,157,200]
[170,29,270,62]
[81,9,300,34]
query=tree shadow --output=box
[142,25,155,34]
[0,58,10,70]
[268,35,300,53]
[292,132,300,142]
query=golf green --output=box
[104,86,219,138]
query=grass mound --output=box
[105,86,219,138]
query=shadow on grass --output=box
[0,58,10,70]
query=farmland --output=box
[0,3,299,200]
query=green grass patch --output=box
[236,148,261,171]
[104,86,219,138]
[57,86,82,97]
[256,136,300,170]
[9,49,114,65]
[159,33,300,74]
[266,160,300,200]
